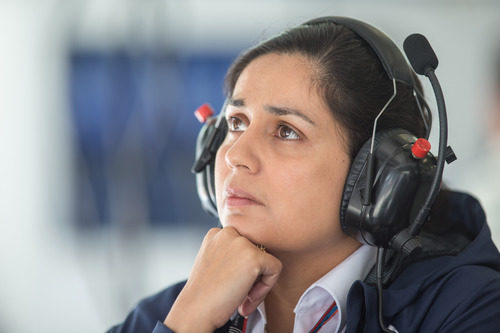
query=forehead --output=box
[232,53,340,128]
[233,53,321,105]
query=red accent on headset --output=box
[194,103,214,123]
[411,138,431,159]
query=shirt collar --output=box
[294,244,377,330]
[243,244,377,332]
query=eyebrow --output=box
[228,97,316,126]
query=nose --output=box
[224,128,261,174]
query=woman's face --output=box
[215,53,352,254]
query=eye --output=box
[277,124,300,140]
[227,116,247,132]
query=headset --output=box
[191,16,455,332]
[192,15,453,251]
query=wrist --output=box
[164,297,217,333]
[164,314,215,333]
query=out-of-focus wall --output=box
[1,1,499,332]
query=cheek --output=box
[274,155,350,227]
[259,155,350,250]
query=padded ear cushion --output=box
[196,162,218,217]
[194,114,227,217]
[340,129,406,232]
[340,139,371,229]
[206,161,217,215]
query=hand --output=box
[164,227,282,332]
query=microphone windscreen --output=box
[403,34,439,75]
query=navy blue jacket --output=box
[109,191,500,332]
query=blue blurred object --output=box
[69,49,235,228]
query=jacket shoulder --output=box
[409,264,500,333]
[429,265,500,332]
[108,280,187,333]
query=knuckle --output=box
[241,244,260,263]
[275,259,283,272]
[204,228,220,242]
[249,265,261,278]
[222,226,239,236]
[233,235,252,251]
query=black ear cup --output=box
[340,132,383,228]
[193,114,227,217]
[340,129,436,247]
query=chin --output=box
[221,214,267,244]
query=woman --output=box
[110,17,500,332]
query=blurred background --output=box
[1,0,500,331]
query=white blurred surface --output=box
[1,1,500,332]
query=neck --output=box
[264,236,361,332]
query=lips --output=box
[224,187,264,207]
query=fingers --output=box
[177,226,281,324]
[238,280,270,316]
[239,251,282,316]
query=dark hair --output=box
[225,21,429,159]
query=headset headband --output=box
[304,16,416,87]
